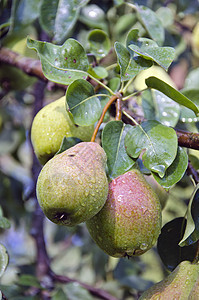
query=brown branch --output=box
[115,98,122,121]
[175,129,199,150]
[50,271,119,300]
[91,93,122,142]
[0,47,46,81]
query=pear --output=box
[139,260,199,299]
[36,142,108,226]
[133,65,176,91]
[86,169,162,257]
[31,97,94,165]
[144,175,169,209]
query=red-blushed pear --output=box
[86,168,162,258]
[36,142,108,226]
[31,97,94,165]
[139,260,199,299]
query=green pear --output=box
[139,260,199,299]
[31,97,94,165]
[86,169,162,257]
[36,142,108,226]
[133,65,176,91]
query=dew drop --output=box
[140,242,148,250]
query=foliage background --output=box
[0,0,199,299]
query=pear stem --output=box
[91,93,122,142]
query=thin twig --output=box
[175,129,199,150]
[91,93,122,142]
[50,271,119,300]
[115,98,122,121]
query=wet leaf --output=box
[79,4,107,31]
[152,147,188,189]
[10,0,40,32]
[145,77,199,117]
[157,217,198,271]
[152,90,180,127]
[179,185,199,246]
[179,89,199,123]
[125,120,178,178]
[136,5,165,46]
[87,29,111,59]
[87,66,108,79]
[102,121,135,179]
[115,41,152,81]
[27,37,89,85]
[128,38,175,70]
[66,79,102,126]
[39,0,89,44]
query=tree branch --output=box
[0,47,46,81]
[50,271,119,300]
[175,129,199,150]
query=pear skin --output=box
[36,142,108,226]
[139,260,199,299]
[31,97,94,165]
[86,169,162,257]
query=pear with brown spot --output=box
[86,169,162,257]
[36,142,108,226]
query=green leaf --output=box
[0,217,10,229]
[87,66,108,79]
[10,0,41,32]
[18,274,42,288]
[152,90,180,127]
[27,37,89,85]
[128,38,175,70]
[157,217,198,271]
[39,0,89,44]
[115,42,152,81]
[125,120,178,178]
[179,89,199,123]
[63,282,93,300]
[52,288,67,300]
[156,7,174,28]
[141,89,180,127]
[102,121,135,179]
[56,137,82,155]
[184,68,199,90]
[136,5,165,46]
[146,77,199,117]
[87,29,111,59]
[0,244,8,278]
[79,4,107,31]
[66,79,102,126]
[179,185,199,246]
[152,147,188,189]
